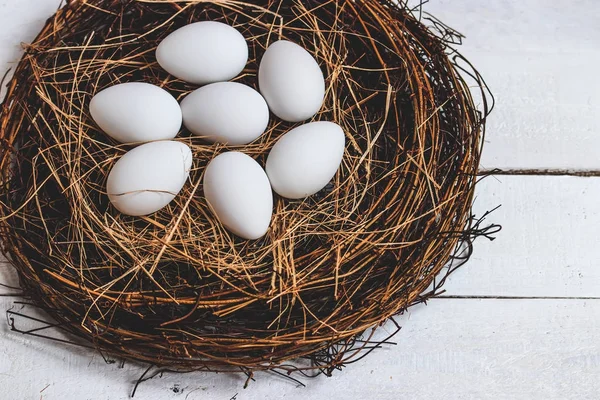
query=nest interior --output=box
[0,0,490,374]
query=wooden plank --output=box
[7,169,599,396]
[0,2,597,400]
[0,0,63,99]
[440,175,600,298]
[0,298,598,399]
[2,175,595,397]
[4,0,600,171]
[419,0,600,170]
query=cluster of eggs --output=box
[90,21,345,240]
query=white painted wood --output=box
[4,0,600,171]
[1,298,599,399]
[419,0,600,170]
[3,173,599,397]
[0,0,62,99]
[1,1,600,400]
[440,175,600,298]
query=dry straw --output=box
[0,0,495,379]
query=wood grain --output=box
[1,1,599,399]
[421,0,600,171]
[439,175,600,298]
[2,298,599,399]
[0,0,62,99]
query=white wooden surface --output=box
[1,1,599,399]
[424,0,600,171]
[445,176,600,298]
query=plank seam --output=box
[480,169,600,177]
[435,295,600,300]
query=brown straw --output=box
[0,0,493,375]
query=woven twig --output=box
[0,0,492,374]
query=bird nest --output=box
[0,0,492,377]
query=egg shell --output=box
[203,152,273,240]
[181,82,269,145]
[156,21,248,85]
[258,40,325,122]
[107,141,192,216]
[90,82,182,144]
[266,121,345,199]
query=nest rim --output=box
[0,0,491,375]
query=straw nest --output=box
[0,0,492,376]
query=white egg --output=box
[266,122,345,199]
[258,40,325,122]
[107,141,192,216]
[181,82,269,145]
[203,152,273,240]
[90,82,182,144]
[156,21,248,85]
